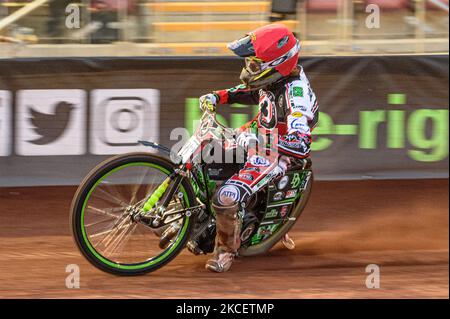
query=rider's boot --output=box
[159,220,182,249]
[205,202,241,273]
[281,233,296,250]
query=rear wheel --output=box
[239,171,313,256]
[70,153,196,275]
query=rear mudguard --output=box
[238,169,314,257]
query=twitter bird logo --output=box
[28,101,75,145]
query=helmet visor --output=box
[227,35,255,57]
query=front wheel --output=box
[70,153,197,275]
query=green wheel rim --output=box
[80,162,191,270]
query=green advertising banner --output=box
[0,55,448,186]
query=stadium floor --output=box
[0,179,448,298]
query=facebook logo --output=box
[0,90,12,157]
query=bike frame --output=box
[136,109,313,247]
[137,110,234,227]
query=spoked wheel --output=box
[70,153,196,275]
[238,170,314,257]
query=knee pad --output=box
[213,185,240,212]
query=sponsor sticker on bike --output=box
[239,172,254,181]
[273,191,285,201]
[291,172,302,188]
[251,224,280,244]
[286,189,297,199]
[280,205,290,217]
[244,166,261,172]
[300,171,312,190]
[252,175,271,193]
[277,175,289,190]
[265,209,278,219]
[218,185,240,204]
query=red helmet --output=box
[227,23,301,90]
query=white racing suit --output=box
[206,66,319,271]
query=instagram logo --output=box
[90,89,160,155]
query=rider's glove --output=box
[199,93,218,112]
[237,132,258,150]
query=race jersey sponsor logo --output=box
[291,102,308,112]
[287,116,308,131]
[228,84,247,93]
[238,172,254,181]
[279,139,304,149]
[90,89,160,155]
[279,132,309,150]
[249,155,271,167]
[258,91,277,130]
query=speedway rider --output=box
[199,24,319,273]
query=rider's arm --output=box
[214,84,259,105]
[276,80,316,158]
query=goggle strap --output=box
[260,40,301,70]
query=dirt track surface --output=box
[0,179,448,299]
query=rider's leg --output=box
[205,154,291,272]
[205,189,241,273]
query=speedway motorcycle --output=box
[70,109,313,275]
